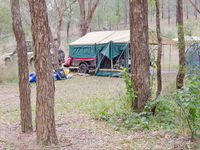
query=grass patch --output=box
[0,63,18,84]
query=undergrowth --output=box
[91,71,200,142]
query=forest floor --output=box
[0,75,195,150]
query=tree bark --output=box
[176,0,186,89]
[129,0,150,110]
[156,0,162,97]
[28,0,58,145]
[10,0,33,133]
[78,0,100,36]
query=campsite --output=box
[0,0,200,150]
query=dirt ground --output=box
[0,75,195,150]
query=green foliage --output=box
[165,31,175,39]
[121,69,135,103]
[91,73,200,141]
[175,75,200,139]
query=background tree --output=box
[10,0,33,133]
[188,0,200,14]
[78,0,100,36]
[123,0,128,25]
[51,0,76,68]
[156,0,162,97]
[28,0,58,145]
[176,0,186,89]
[129,0,150,110]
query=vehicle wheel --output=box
[79,63,88,74]
[5,58,11,65]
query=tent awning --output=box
[70,30,175,46]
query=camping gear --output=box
[29,68,72,83]
[29,72,36,83]
[67,30,174,76]
[54,68,67,80]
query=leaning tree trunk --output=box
[176,0,186,89]
[129,0,150,110]
[156,0,162,97]
[10,0,33,133]
[78,0,100,37]
[28,0,58,145]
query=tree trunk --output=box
[186,1,189,19]
[156,0,162,97]
[66,22,70,43]
[168,1,170,25]
[78,0,100,36]
[28,0,58,145]
[10,0,33,133]
[161,0,164,19]
[194,0,198,19]
[123,0,128,25]
[176,0,186,89]
[129,0,150,110]
[80,21,89,37]
[188,0,200,14]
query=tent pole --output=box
[111,59,113,69]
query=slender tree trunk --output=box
[66,22,70,43]
[124,0,128,25]
[186,1,189,19]
[168,1,171,25]
[53,12,63,69]
[195,0,198,19]
[10,0,33,133]
[161,0,164,19]
[116,0,120,26]
[156,0,162,97]
[129,0,150,110]
[176,0,186,89]
[188,0,200,14]
[28,0,58,145]
[78,0,100,36]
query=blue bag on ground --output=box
[29,72,36,83]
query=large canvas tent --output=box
[69,30,174,76]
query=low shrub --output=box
[91,72,200,141]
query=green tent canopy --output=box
[69,30,174,76]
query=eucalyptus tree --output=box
[129,0,150,110]
[28,0,58,145]
[10,0,32,133]
[176,0,186,89]
[155,0,162,97]
[77,0,100,36]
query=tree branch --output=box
[87,0,100,22]
[188,0,200,14]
